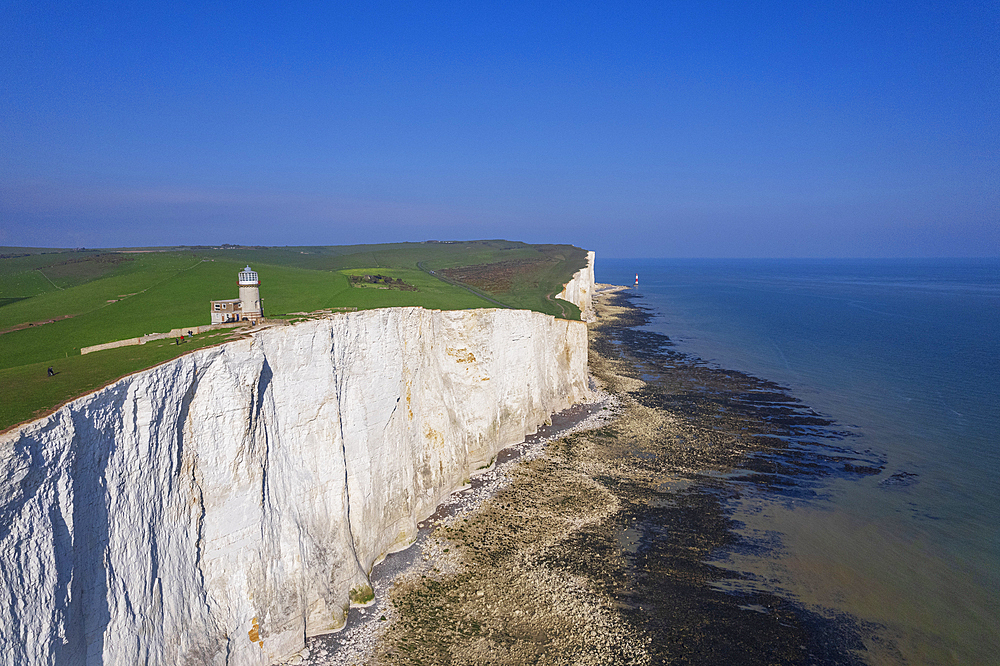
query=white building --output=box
[209,298,243,324]
[210,265,263,324]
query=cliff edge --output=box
[0,307,588,665]
[556,250,596,321]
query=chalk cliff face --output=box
[556,251,596,320]
[0,307,588,665]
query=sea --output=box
[597,258,1000,665]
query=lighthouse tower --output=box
[238,265,263,323]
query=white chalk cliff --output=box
[0,307,589,665]
[556,250,596,321]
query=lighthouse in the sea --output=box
[238,265,263,323]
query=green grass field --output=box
[0,241,588,433]
[0,329,238,430]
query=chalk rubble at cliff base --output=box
[0,306,589,665]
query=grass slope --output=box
[0,329,236,430]
[0,240,588,433]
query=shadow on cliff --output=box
[58,386,128,664]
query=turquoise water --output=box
[598,258,1000,664]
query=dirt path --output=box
[544,291,568,318]
[0,313,76,337]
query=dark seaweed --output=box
[580,290,884,664]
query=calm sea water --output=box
[597,258,1000,665]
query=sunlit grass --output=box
[0,329,236,433]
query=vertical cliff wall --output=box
[0,307,589,665]
[556,250,596,320]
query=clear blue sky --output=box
[2,1,996,257]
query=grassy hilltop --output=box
[0,240,588,433]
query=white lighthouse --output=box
[238,265,263,323]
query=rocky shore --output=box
[296,390,620,666]
[306,286,885,665]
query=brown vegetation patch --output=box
[439,259,554,294]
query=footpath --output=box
[79,322,249,355]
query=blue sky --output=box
[2,1,996,257]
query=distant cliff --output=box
[557,250,596,320]
[0,306,589,665]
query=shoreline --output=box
[300,286,882,665]
[295,391,618,666]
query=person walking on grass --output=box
[47,367,54,377]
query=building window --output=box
[214,303,220,311]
